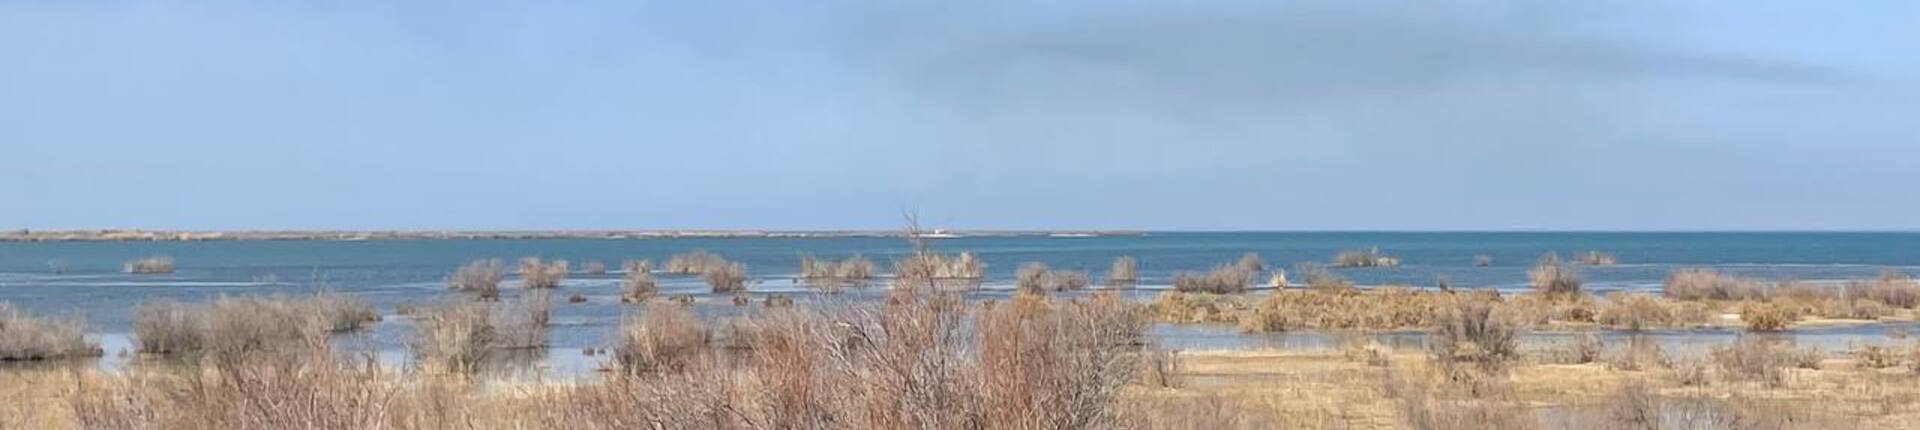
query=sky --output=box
[3,0,1917,231]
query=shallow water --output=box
[3,232,1917,377]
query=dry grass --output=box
[611,303,709,375]
[1664,268,1771,301]
[1149,291,1251,324]
[409,300,498,373]
[517,257,569,289]
[663,249,729,274]
[447,259,505,299]
[582,261,607,275]
[0,302,98,361]
[1015,262,1089,293]
[1595,293,1712,331]
[1527,253,1583,299]
[1240,288,1456,332]
[1847,271,1920,309]
[1430,296,1522,368]
[131,299,205,354]
[132,293,375,358]
[891,252,987,291]
[620,258,653,274]
[1108,256,1139,286]
[122,256,174,274]
[1297,263,1356,293]
[1474,255,1494,267]
[620,269,658,303]
[701,262,748,294]
[1333,247,1400,268]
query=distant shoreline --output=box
[0,229,1148,242]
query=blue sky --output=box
[3,1,1916,230]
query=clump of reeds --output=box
[1332,247,1399,268]
[797,254,875,292]
[1239,288,1456,332]
[621,258,653,274]
[1664,268,1771,301]
[1149,291,1251,324]
[583,261,607,275]
[1431,296,1521,368]
[703,262,748,294]
[202,296,331,367]
[891,251,986,291]
[1596,293,1710,331]
[1473,255,1493,267]
[1709,337,1818,386]
[1234,252,1265,273]
[496,290,551,349]
[1577,251,1618,266]
[309,291,380,332]
[0,302,100,360]
[1740,301,1798,332]
[1015,263,1086,294]
[410,300,498,373]
[1854,343,1904,369]
[1527,252,1583,299]
[1845,271,1920,309]
[621,270,658,303]
[447,259,506,300]
[132,299,206,354]
[612,303,710,375]
[517,257,569,289]
[1171,263,1253,294]
[1106,256,1138,286]
[1603,335,1670,371]
[123,256,175,274]
[664,249,729,274]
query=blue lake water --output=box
[2,232,1916,376]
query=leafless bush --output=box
[1432,297,1521,369]
[1149,291,1251,324]
[1597,293,1709,331]
[620,270,658,303]
[799,254,876,292]
[310,291,379,332]
[0,302,99,360]
[1846,271,1920,309]
[1664,268,1771,301]
[702,262,748,294]
[1740,302,1797,332]
[1296,263,1355,293]
[1172,263,1253,294]
[613,303,710,375]
[1527,253,1582,299]
[621,258,653,274]
[1234,252,1264,273]
[1332,247,1400,268]
[123,256,175,274]
[1604,335,1670,371]
[447,259,505,300]
[1141,348,1184,388]
[495,290,550,349]
[410,300,498,373]
[1854,343,1904,369]
[517,257,569,289]
[1709,337,1808,386]
[202,296,330,368]
[1474,255,1494,267]
[132,299,206,354]
[664,249,728,274]
[1107,256,1138,286]
[582,261,607,275]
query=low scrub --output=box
[703,262,748,294]
[621,259,653,274]
[621,270,658,303]
[1296,263,1355,293]
[134,293,376,358]
[447,259,506,300]
[1107,256,1138,286]
[517,257,569,289]
[1576,251,1618,266]
[664,249,729,274]
[1149,292,1251,324]
[0,302,99,360]
[611,304,710,375]
[1596,293,1711,331]
[410,300,498,373]
[1431,296,1522,369]
[582,261,607,275]
[1014,263,1088,294]
[123,256,175,274]
[1664,268,1771,301]
[132,299,206,354]
[1739,302,1798,332]
[1171,264,1253,294]
[1710,337,1820,386]
[1527,253,1582,299]
[1845,271,1920,309]
[797,254,875,292]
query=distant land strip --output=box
[0,229,1145,242]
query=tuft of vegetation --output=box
[1106,256,1138,286]
[1171,264,1253,294]
[123,256,175,274]
[582,261,607,275]
[621,259,653,274]
[1740,301,1798,332]
[1015,263,1086,294]
[410,300,498,373]
[132,299,206,354]
[621,270,658,303]
[1234,252,1265,273]
[664,249,729,274]
[1527,252,1583,299]
[1596,293,1711,331]
[517,257,569,289]
[797,254,875,292]
[1664,268,1771,301]
[1296,263,1355,293]
[1430,296,1521,369]
[1473,255,1493,267]
[703,262,748,294]
[612,303,709,375]
[1845,271,1920,309]
[1332,247,1400,268]
[447,259,506,300]
[0,302,100,361]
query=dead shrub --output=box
[613,303,710,375]
[0,302,100,360]
[1663,268,1771,301]
[1141,348,1184,388]
[1605,336,1671,371]
[1431,296,1521,369]
[1474,255,1494,267]
[620,270,658,303]
[132,299,207,354]
[1171,264,1253,294]
[582,261,607,275]
[1527,253,1582,299]
[1297,263,1355,293]
[1855,343,1904,369]
[447,259,506,300]
[702,262,748,294]
[1106,256,1138,286]
[310,291,380,332]
[1577,251,1618,266]
[517,257,569,289]
[1710,337,1805,386]
[798,254,876,292]
[664,249,729,274]
[621,258,653,274]
[1596,293,1707,331]
[410,300,498,373]
[1149,292,1250,324]
[1846,271,1920,309]
[1739,302,1797,332]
